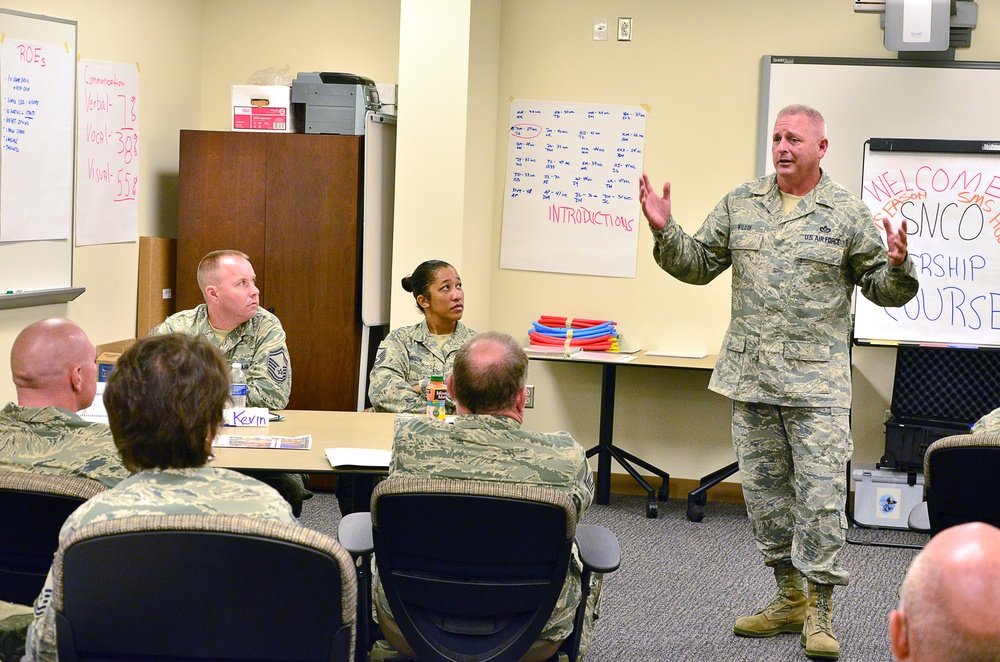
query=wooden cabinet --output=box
[177,130,363,411]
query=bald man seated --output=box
[0,318,127,487]
[890,522,1000,661]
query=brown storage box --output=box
[96,338,137,381]
[137,236,177,336]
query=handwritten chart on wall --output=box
[856,139,1000,348]
[499,99,646,278]
[0,9,78,303]
[76,59,139,245]
[1,35,73,241]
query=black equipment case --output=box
[880,346,1000,471]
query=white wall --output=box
[3,1,998,486]
[490,1,1000,482]
[0,0,206,404]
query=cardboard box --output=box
[95,338,137,381]
[852,465,925,529]
[231,85,297,133]
[136,236,176,336]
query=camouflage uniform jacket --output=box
[973,407,1000,435]
[0,403,127,488]
[653,172,919,408]
[24,466,295,662]
[377,415,595,642]
[151,304,291,410]
[368,320,475,414]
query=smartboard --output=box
[856,139,1000,348]
[758,56,1000,198]
[0,9,78,306]
[758,56,1000,347]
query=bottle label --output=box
[231,384,248,397]
[426,383,446,420]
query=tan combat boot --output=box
[734,560,806,637]
[802,580,839,659]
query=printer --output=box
[291,72,380,135]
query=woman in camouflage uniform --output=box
[368,260,476,414]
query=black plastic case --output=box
[879,346,1000,471]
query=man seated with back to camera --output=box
[22,333,297,662]
[0,318,127,487]
[150,249,310,515]
[375,332,600,662]
[889,522,1000,661]
[0,319,130,661]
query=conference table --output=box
[210,410,396,512]
[527,349,727,520]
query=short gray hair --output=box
[776,104,826,139]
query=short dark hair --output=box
[401,260,453,314]
[104,334,229,472]
[451,332,528,413]
[196,249,251,291]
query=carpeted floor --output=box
[300,490,928,662]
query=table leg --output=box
[594,363,617,505]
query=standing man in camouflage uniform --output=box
[151,249,307,514]
[640,104,918,660]
[23,334,296,662]
[151,249,290,410]
[378,332,598,660]
[0,318,126,487]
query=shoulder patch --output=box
[267,349,289,383]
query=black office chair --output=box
[339,476,621,662]
[53,514,357,662]
[0,470,105,605]
[907,433,1000,534]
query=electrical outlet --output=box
[525,385,535,408]
[617,17,633,42]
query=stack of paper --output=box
[324,448,391,468]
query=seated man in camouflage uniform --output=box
[972,407,1000,435]
[151,249,308,514]
[375,332,599,662]
[0,318,126,487]
[22,334,297,662]
[151,249,290,409]
[0,319,128,660]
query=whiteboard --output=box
[856,139,1000,348]
[0,9,77,300]
[758,56,1000,347]
[499,98,646,278]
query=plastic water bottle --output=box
[427,374,446,420]
[229,363,247,409]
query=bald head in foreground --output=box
[11,318,98,412]
[0,318,126,487]
[890,522,1000,661]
